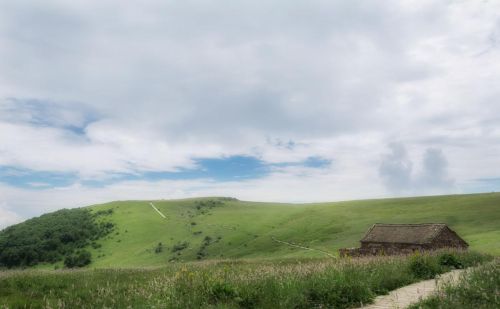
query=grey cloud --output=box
[0,0,446,144]
[417,148,453,189]
[379,143,413,192]
[379,143,454,194]
[0,98,98,131]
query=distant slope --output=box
[80,193,500,267]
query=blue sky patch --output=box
[1,155,332,188]
[272,156,332,169]
[194,156,269,181]
[302,156,332,168]
[83,156,271,187]
[464,177,500,193]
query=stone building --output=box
[339,223,468,257]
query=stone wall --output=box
[340,242,428,257]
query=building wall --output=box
[430,228,468,249]
[339,227,468,257]
[359,242,429,255]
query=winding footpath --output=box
[358,269,464,309]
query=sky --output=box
[1,0,500,229]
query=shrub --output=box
[456,250,492,267]
[209,282,238,303]
[154,242,163,254]
[64,250,92,268]
[438,252,462,269]
[93,209,114,216]
[196,236,213,260]
[367,263,414,294]
[408,254,440,279]
[302,269,374,308]
[171,241,189,252]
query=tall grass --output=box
[409,258,499,309]
[0,250,491,309]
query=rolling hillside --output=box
[77,193,500,267]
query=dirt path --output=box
[149,202,166,219]
[358,269,464,309]
[270,236,336,258]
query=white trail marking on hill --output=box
[149,202,166,219]
[357,268,464,309]
[270,236,336,258]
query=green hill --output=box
[3,193,500,268]
[86,193,499,267]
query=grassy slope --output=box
[85,193,500,267]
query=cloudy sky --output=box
[1,0,500,228]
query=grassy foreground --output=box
[409,258,499,309]
[0,251,491,309]
[77,193,500,267]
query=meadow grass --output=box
[408,258,499,309]
[77,193,500,268]
[0,250,491,309]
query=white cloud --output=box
[0,1,500,226]
[0,203,23,230]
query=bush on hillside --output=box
[196,236,213,260]
[155,242,163,253]
[64,250,92,268]
[0,208,114,268]
[172,241,189,252]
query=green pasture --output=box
[82,193,499,267]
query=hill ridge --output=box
[1,193,499,268]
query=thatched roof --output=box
[360,223,448,244]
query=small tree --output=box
[64,250,92,268]
[154,242,163,253]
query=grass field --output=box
[73,193,500,268]
[0,251,491,308]
[1,193,499,308]
[408,258,499,309]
